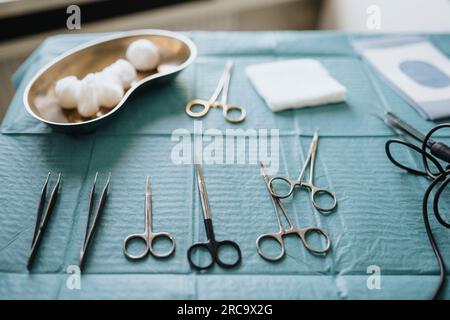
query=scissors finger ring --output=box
[149,232,176,258]
[268,176,296,199]
[187,242,215,270]
[299,227,331,254]
[213,240,242,268]
[310,187,337,213]
[123,233,149,260]
[256,233,285,262]
[185,99,210,118]
[222,105,246,123]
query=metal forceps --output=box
[79,172,111,270]
[123,177,176,260]
[268,130,337,213]
[185,61,246,123]
[187,163,242,270]
[257,163,331,261]
[27,172,61,269]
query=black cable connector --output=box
[383,113,450,300]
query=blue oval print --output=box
[399,60,450,88]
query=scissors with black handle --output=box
[187,163,242,270]
[123,177,176,260]
[268,129,337,213]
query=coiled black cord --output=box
[385,123,450,299]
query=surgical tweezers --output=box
[79,172,111,270]
[27,172,61,269]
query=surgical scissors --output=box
[187,162,242,270]
[257,162,331,261]
[123,177,176,260]
[185,61,246,123]
[268,130,337,213]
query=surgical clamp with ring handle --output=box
[185,61,246,123]
[268,129,337,213]
[256,162,331,261]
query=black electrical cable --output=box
[385,118,450,299]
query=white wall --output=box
[319,0,450,32]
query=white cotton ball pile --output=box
[55,76,81,109]
[126,39,160,71]
[103,59,137,88]
[77,72,126,117]
[95,72,124,108]
[55,38,160,117]
[55,65,128,118]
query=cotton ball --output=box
[77,74,100,118]
[103,59,137,88]
[126,39,160,72]
[100,68,122,87]
[95,72,124,108]
[55,76,81,109]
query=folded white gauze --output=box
[246,59,347,112]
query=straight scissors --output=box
[268,130,337,213]
[257,162,331,261]
[123,177,175,259]
[187,162,242,270]
[185,61,246,123]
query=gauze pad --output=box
[246,59,346,112]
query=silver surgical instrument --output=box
[268,130,337,213]
[257,162,331,261]
[27,172,61,269]
[123,177,176,260]
[79,172,111,270]
[187,162,242,270]
[185,61,246,123]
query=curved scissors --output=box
[187,162,242,270]
[257,162,331,261]
[268,130,337,212]
[185,61,246,123]
[123,177,175,260]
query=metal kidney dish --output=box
[23,30,197,133]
